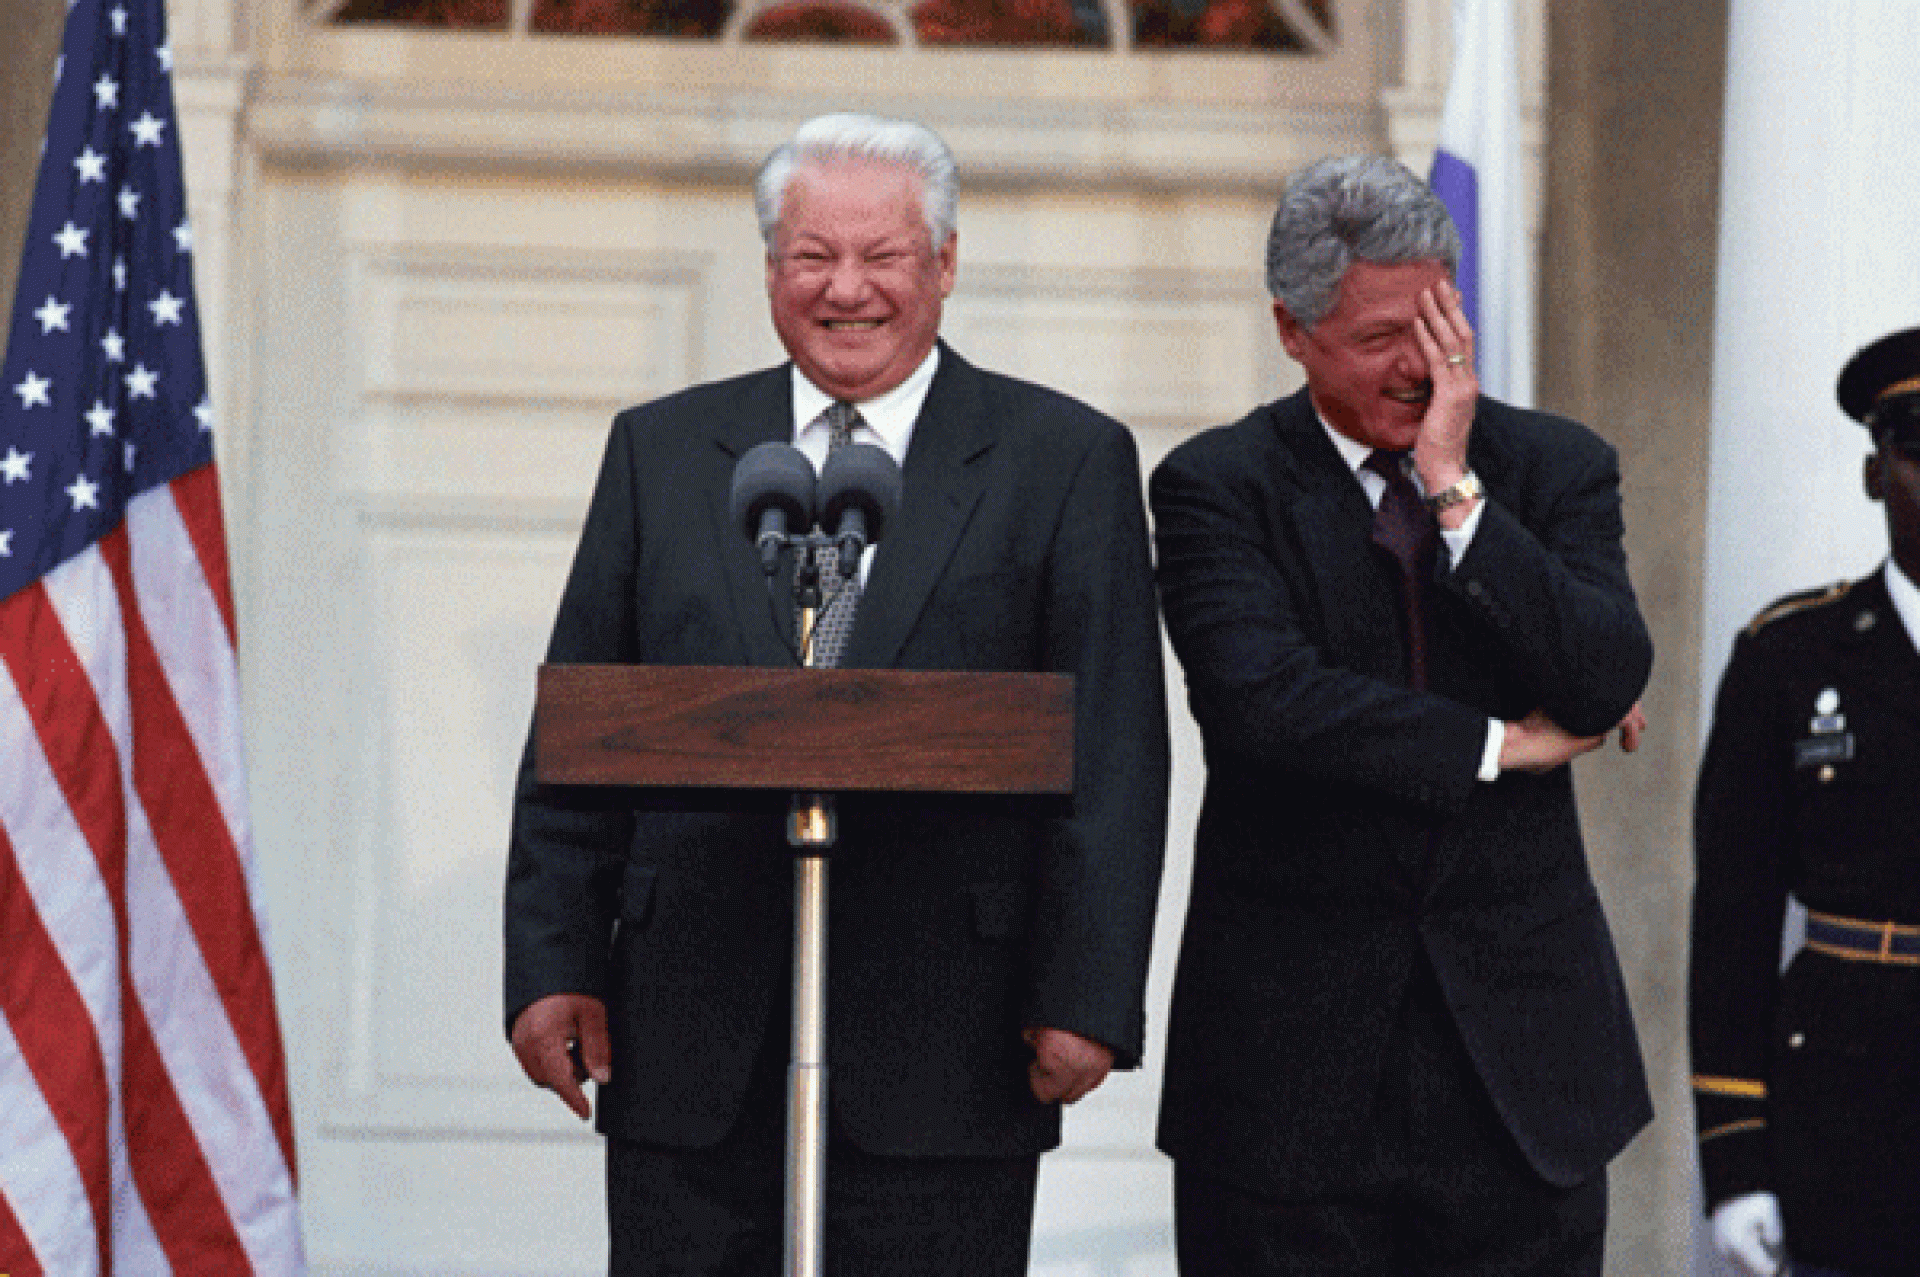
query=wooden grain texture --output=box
[536,664,1074,793]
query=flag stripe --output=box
[0,817,112,1277]
[0,609,170,1277]
[120,987,252,1272]
[0,622,138,1277]
[102,497,296,1175]
[0,1171,52,1277]
[127,480,258,936]
[6,559,246,1272]
[169,463,237,647]
[0,576,139,1277]
[41,533,271,1272]
[0,936,90,1277]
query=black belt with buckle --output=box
[1806,910,1920,964]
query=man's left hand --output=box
[1023,1027,1113,1104]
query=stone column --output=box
[1703,2,1920,674]
[1539,2,1729,1274]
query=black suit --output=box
[1150,389,1652,1265]
[504,344,1168,1222]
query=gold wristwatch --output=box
[1426,471,1483,513]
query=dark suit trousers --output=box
[607,1006,1040,1277]
[1173,955,1606,1277]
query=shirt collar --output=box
[1885,557,1920,654]
[1316,411,1375,478]
[790,346,940,465]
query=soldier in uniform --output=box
[1691,325,1920,1277]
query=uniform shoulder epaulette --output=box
[1744,579,1854,637]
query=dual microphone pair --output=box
[728,441,905,578]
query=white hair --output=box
[755,112,958,250]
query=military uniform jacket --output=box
[1691,567,1920,1274]
[503,344,1170,1157]
[1151,389,1654,1197]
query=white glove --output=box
[1711,1192,1784,1276]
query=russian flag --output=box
[1429,0,1534,406]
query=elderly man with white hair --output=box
[503,112,1169,1276]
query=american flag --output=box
[0,0,305,1273]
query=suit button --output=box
[1789,1033,1806,1049]
[1818,765,1836,783]
[1466,581,1486,599]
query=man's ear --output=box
[1865,448,1886,503]
[1273,301,1308,361]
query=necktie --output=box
[804,402,863,668]
[1364,449,1439,690]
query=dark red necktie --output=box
[1364,449,1439,690]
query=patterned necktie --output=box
[1364,449,1439,690]
[804,401,863,668]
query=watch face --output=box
[1430,473,1479,510]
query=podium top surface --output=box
[536,664,1074,795]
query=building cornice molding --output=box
[243,74,1380,191]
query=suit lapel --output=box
[1272,394,1407,684]
[842,346,995,669]
[709,368,801,667]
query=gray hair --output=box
[1265,155,1461,329]
[755,113,958,251]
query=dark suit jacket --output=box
[1151,387,1653,1195]
[504,343,1169,1158]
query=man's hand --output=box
[1499,709,1606,773]
[510,993,611,1122]
[1710,1192,1784,1276]
[1615,702,1647,753]
[1023,1027,1113,1104]
[1501,704,1649,773]
[1410,281,1480,517]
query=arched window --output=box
[315,0,1336,52]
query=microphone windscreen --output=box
[819,444,903,544]
[729,442,817,540]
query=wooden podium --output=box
[535,663,1075,1277]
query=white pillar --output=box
[1702,0,1920,706]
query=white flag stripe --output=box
[105,1153,172,1277]
[0,997,98,1277]
[44,556,297,1274]
[127,487,253,858]
[123,797,299,1274]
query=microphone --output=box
[729,443,817,576]
[818,443,903,579]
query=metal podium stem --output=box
[785,589,831,1277]
[784,847,829,1277]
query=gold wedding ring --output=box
[1446,354,1467,366]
